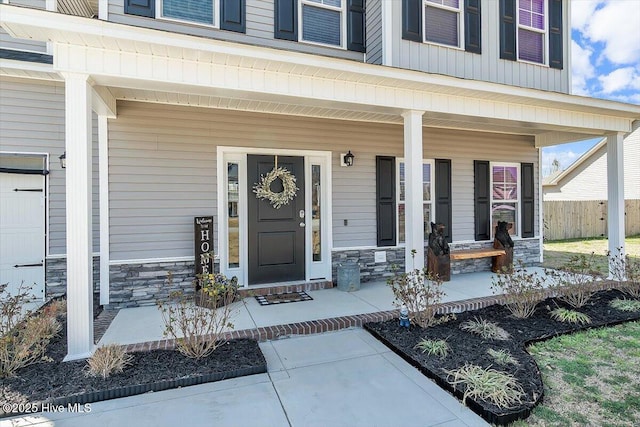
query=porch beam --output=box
[62,72,94,361]
[402,110,425,272]
[607,132,625,277]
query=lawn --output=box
[543,235,640,275]
[512,321,640,427]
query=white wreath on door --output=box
[253,166,299,209]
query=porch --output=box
[99,268,548,349]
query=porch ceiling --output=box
[2,5,639,143]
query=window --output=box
[311,164,322,262]
[160,0,219,26]
[518,0,546,63]
[423,0,462,48]
[300,0,345,47]
[491,164,519,237]
[227,163,240,268]
[397,160,434,244]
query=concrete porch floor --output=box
[99,268,550,347]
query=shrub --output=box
[487,348,520,367]
[0,283,61,377]
[549,307,591,325]
[610,248,640,299]
[157,273,237,359]
[491,263,545,319]
[460,317,510,341]
[545,253,600,308]
[445,364,525,409]
[196,273,239,306]
[387,251,446,328]
[414,338,449,358]
[609,298,640,313]
[86,344,133,379]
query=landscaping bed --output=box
[364,288,640,425]
[0,313,267,418]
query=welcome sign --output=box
[194,216,214,277]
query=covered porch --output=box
[1,5,638,361]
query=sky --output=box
[541,0,640,177]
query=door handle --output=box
[299,222,305,227]
[14,263,43,268]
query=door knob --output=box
[300,222,305,227]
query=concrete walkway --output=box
[3,330,488,427]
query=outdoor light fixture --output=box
[59,152,66,169]
[342,151,355,167]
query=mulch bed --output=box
[364,288,640,426]
[1,313,267,418]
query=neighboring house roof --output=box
[542,138,607,187]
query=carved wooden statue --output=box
[427,222,451,281]
[492,221,514,273]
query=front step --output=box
[237,280,334,298]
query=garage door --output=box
[0,172,45,299]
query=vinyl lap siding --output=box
[390,0,570,93]
[109,101,538,260]
[107,0,363,62]
[0,77,100,255]
[366,0,383,65]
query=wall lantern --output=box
[59,152,66,169]
[341,151,355,167]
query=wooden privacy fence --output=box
[544,199,640,241]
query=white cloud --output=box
[571,40,595,95]
[571,0,602,32]
[580,0,640,65]
[598,67,640,94]
[541,149,581,175]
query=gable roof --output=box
[542,138,607,187]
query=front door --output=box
[247,155,305,285]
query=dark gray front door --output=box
[248,155,305,285]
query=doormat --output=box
[255,291,314,306]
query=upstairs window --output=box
[518,0,546,64]
[424,0,462,48]
[161,0,219,26]
[300,0,345,47]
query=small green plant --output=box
[545,253,601,308]
[460,317,510,340]
[610,248,640,299]
[445,363,526,409]
[86,344,133,379]
[414,338,449,358]
[610,298,640,312]
[387,250,446,328]
[491,262,546,318]
[195,273,239,308]
[1,283,61,377]
[549,307,591,325]
[487,348,520,366]
[157,272,237,359]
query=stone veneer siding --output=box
[45,256,100,298]
[64,238,540,308]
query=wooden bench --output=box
[450,248,506,260]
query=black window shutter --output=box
[549,0,563,69]
[402,0,422,42]
[499,0,516,61]
[474,160,491,241]
[275,0,298,41]
[125,0,154,18]
[521,162,535,238]
[376,156,396,247]
[221,0,246,33]
[435,159,453,243]
[347,0,366,52]
[464,0,481,54]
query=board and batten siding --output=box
[0,77,100,255]
[365,0,383,65]
[108,101,538,261]
[0,28,47,53]
[390,0,570,93]
[107,0,363,62]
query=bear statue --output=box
[494,221,514,249]
[428,222,450,256]
[427,222,450,281]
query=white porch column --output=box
[402,110,425,272]
[63,73,94,361]
[607,131,626,277]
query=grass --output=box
[414,338,449,358]
[444,364,525,409]
[487,348,519,366]
[549,307,592,325]
[459,317,510,340]
[543,235,640,276]
[610,298,640,312]
[511,321,640,427]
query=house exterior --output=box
[1,0,639,360]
